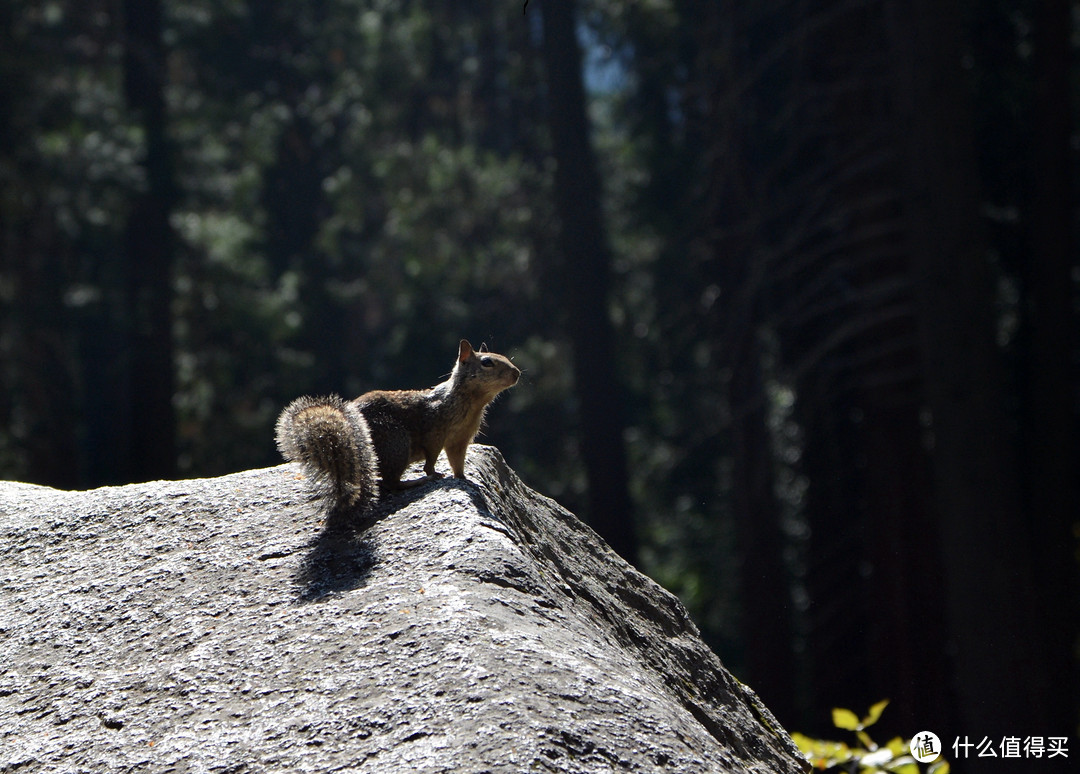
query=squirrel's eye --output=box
[480,356,493,367]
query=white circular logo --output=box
[910,731,941,763]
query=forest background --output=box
[1,0,1077,769]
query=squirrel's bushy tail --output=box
[275,394,379,512]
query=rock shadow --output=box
[294,475,498,601]
[294,482,437,601]
[295,508,382,601]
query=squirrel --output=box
[275,339,520,515]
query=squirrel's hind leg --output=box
[390,448,446,489]
[383,452,444,490]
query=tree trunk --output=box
[539,0,636,563]
[0,5,80,488]
[887,1,1057,764]
[1026,0,1079,735]
[731,350,798,726]
[14,235,80,489]
[122,0,177,482]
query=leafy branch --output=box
[793,701,950,773]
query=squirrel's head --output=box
[455,339,520,392]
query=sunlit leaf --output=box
[832,707,860,730]
[790,733,854,768]
[885,737,908,756]
[864,698,890,727]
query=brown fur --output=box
[275,340,519,515]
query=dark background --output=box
[1,1,1076,769]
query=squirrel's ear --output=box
[458,339,473,361]
[479,342,489,353]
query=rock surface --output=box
[1,446,808,773]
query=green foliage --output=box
[128,0,551,476]
[793,702,949,774]
[0,0,567,487]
